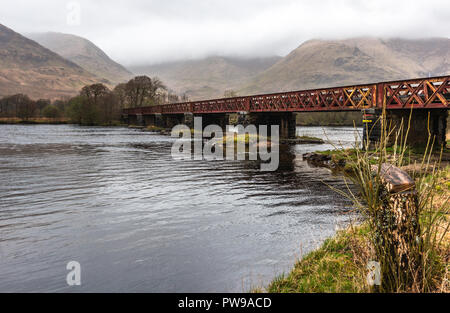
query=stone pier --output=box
[236,112,296,139]
[363,109,448,148]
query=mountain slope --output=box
[0,24,102,99]
[240,38,450,95]
[28,32,133,85]
[129,56,281,100]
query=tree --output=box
[65,96,84,124]
[72,83,121,125]
[125,76,167,107]
[6,94,37,120]
[81,83,110,106]
[113,83,128,108]
[53,99,69,115]
[42,104,60,118]
[78,84,111,125]
[148,77,166,100]
[36,99,51,117]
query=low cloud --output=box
[1,0,449,65]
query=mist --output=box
[1,0,449,65]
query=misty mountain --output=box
[240,37,450,95]
[28,32,133,85]
[1,26,448,102]
[129,56,281,100]
[0,23,103,100]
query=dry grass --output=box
[0,117,68,124]
[265,111,449,293]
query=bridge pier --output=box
[388,109,447,148]
[135,113,144,126]
[236,112,296,139]
[183,113,194,129]
[142,114,155,126]
[141,113,165,128]
[121,113,129,125]
[195,113,229,130]
[164,114,186,128]
[363,109,448,148]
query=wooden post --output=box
[373,163,421,290]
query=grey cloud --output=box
[0,0,449,65]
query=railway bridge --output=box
[123,75,449,146]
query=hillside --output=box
[0,24,101,99]
[28,32,133,85]
[240,37,450,95]
[129,56,281,100]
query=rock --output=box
[371,163,415,193]
[302,152,331,162]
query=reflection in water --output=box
[0,124,361,292]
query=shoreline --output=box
[263,148,450,293]
[0,118,69,125]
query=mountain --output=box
[28,32,133,85]
[240,37,450,95]
[129,56,281,100]
[0,23,102,99]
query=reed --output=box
[334,109,449,292]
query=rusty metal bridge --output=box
[123,75,449,146]
[124,75,449,115]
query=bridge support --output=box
[363,109,448,148]
[195,113,229,130]
[121,113,129,125]
[236,112,296,139]
[135,113,144,126]
[183,113,194,129]
[388,109,447,148]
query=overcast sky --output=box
[1,0,449,65]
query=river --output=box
[0,124,361,292]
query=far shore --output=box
[0,117,69,124]
[0,118,360,128]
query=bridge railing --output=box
[122,75,449,115]
[249,84,375,112]
[191,97,249,113]
[382,76,449,109]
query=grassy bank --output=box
[266,166,449,293]
[268,223,371,292]
[265,120,450,294]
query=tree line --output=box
[0,75,187,125]
[1,77,364,127]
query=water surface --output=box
[0,124,360,292]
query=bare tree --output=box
[125,76,167,107]
[149,77,167,101]
[78,83,115,125]
[81,83,110,106]
[113,83,128,108]
[3,94,37,120]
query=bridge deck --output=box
[123,75,449,115]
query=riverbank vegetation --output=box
[0,77,367,127]
[267,116,449,293]
[0,75,179,126]
[268,165,449,293]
